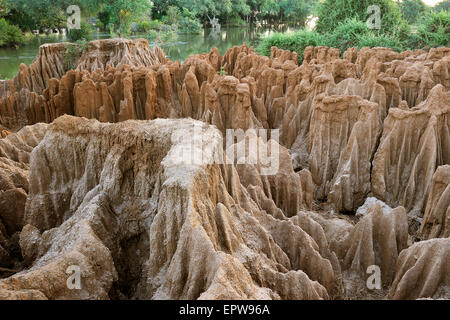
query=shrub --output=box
[401,0,428,24]
[434,0,450,12]
[137,21,152,33]
[138,20,165,32]
[325,19,371,51]
[147,30,158,41]
[356,33,405,51]
[179,16,202,34]
[63,40,88,70]
[164,6,181,26]
[416,10,450,48]
[256,19,409,63]
[228,15,247,27]
[67,22,93,42]
[0,18,25,47]
[316,0,407,36]
[177,9,202,34]
[157,24,178,43]
[256,30,327,61]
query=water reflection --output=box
[0,26,298,79]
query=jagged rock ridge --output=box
[0,39,449,300]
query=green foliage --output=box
[179,9,202,34]
[315,0,407,36]
[97,11,111,30]
[256,18,410,63]
[325,19,371,51]
[67,22,93,42]
[137,21,152,33]
[227,15,247,27]
[401,0,428,24]
[165,6,182,25]
[147,29,159,41]
[279,0,310,22]
[256,29,326,59]
[217,66,228,75]
[0,18,25,47]
[157,24,178,43]
[137,19,165,33]
[63,40,88,69]
[104,0,152,36]
[152,0,179,16]
[356,33,405,51]
[180,0,233,19]
[434,0,450,12]
[415,10,450,48]
[6,0,67,30]
[0,0,8,17]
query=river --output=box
[0,26,297,80]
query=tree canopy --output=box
[401,0,428,24]
[315,0,407,35]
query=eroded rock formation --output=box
[0,39,449,300]
[419,165,450,239]
[0,123,47,276]
[0,39,166,130]
[0,116,333,300]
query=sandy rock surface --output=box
[0,39,448,300]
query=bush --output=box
[415,10,450,48]
[256,19,409,63]
[163,6,181,26]
[401,0,428,24]
[157,24,178,43]
[316,0,407,36]
[138,20,164,32]
[434,0,450,12]
[179,9,202,34]
[179,16,202,34]
[256,29,327,60]
[228,15,247,27]
[325,19,372,51]
[356,33,405,51]
[0,18,25,47]
[67,22,93,42]
[63,40,88,70]
[147,30,158,41]
[137,21,152,33]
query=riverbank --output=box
[0,26,296,80]
[255,12,450,61]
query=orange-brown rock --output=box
[0,39,449,300]
[0,39,165,130]
[419,165,450,239]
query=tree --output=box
[434,0,450,12]
[0,0,8,17]
[6,0,66,30]
[180,0,233,21]
[166,5,182,25]
[279,0,311,23]
[315,0,407,35]
[401,0,428,24]
[152,0,180,16]
[104,0,152,34]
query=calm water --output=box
[0,26,297,80]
